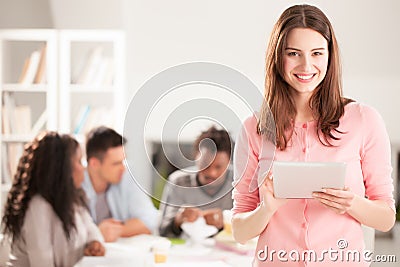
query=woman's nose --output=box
[300,55,313,72]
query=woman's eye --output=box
[313,51,323,56]
[288,51,299,56]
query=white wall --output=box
[0,0,53,28]
[121,0,400,137]
[49,0,122,29]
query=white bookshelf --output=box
[0,29,58,216]
[0,29,126,218]
[58,30,125,139]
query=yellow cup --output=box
[223,222,232,234]
[154,253,168,263]
[152,239,171,264]
[223,210,233,234]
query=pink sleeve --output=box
[360,105,396,212]
[232,115,262,214]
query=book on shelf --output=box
[16,45,46,85]
[73,105,114,135]
[18,56,30,84]
[18,49,41,85]
[76,46,103,85]
[73,105,91,134]
[14,105,32,134]
[31,110,47,133]
[2,92,17,134]
[33,45,47,84]
[92,57,113,86]
[1,106,11,135]
[82,106,113,134]
[2,92,43,135]
[75,46,114,86]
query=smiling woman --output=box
[283,28,329,97]
[231,4,396,267]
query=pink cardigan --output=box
[232,102,395,267]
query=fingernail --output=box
[312,193,318,197]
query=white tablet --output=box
[272,161,346,199]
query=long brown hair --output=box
[258,4,352,150]
[2,132,82,241]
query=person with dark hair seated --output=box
[2,132,105,267]
[159,126,234,238]
[82,126,158,242]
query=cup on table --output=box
[223,210,233,234]
[152,239,171,263]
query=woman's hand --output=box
[231,174,287,244]
[84,240,105,256]
[259,174,287,214]
[312,187,355,214]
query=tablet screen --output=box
[272,161,346,199]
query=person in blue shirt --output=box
[82,126,158,242]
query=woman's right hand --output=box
[259,174,287,214]
[231,174,287,244]
[84,240,105,256]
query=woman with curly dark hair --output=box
[2,132,105,266]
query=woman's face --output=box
[283,27,329,96]
[72,146,85,188]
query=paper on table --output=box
[181,217,218,242]
[116,234,169,251]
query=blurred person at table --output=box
[1,132,105,267]
[82,126,158,242]
[159,126,234,238]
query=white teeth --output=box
[296,74,313,80]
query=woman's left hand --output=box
[312,187,356,214]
